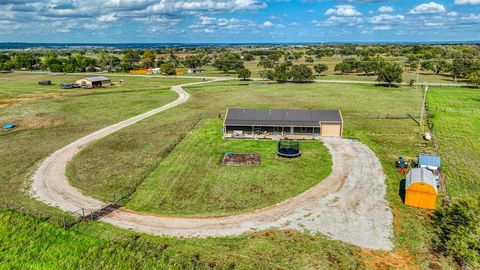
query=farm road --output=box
[31,79,393,250]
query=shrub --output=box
[433,196,480,267]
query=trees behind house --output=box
[122,49,141,70]
[140,50,156,68]
[15,52,40,69]
[183,55,203,69]
[377,62,403,86]
[160,62,176,75]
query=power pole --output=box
[420,82,429,129]
[415,62,420,89]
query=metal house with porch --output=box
[223,108,343,140]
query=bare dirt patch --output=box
[360,248,419,270]
[221,153,261,165]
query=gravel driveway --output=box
[31,80,393,250]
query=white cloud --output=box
[97,13,118,23]
[325,5,361,17]
[316,16,363,26]
[370,14,404,24]
[262,20,273,27]
[447,11,458,16]
[409,2,446,14]
[378,6,394,13]
[145,0,266,15]
[373,25,391,31]
[424,21,443,27]
[454,0,480,4]
[189,16,256,33]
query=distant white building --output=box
[148,68,161,74]
[187,68,205,74]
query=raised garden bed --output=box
[222,152,261,165]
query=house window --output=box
[274,126,281,132]
[301,127,307,133]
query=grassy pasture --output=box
[125,119,331,216]
[428,87,480,197]
[0,210,363,270]
[0,73,462,269]
[67,80,456,268]
[0,73,199,212]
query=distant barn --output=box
[223,108,343,140]
[76,76,111,88]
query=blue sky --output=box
[0,0,479,43]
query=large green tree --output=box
[288,64,314,82]
[213,53,244,73]
[468,71,480,88]
[160,62,176,75]
[237,68,251,80]
[377,62,403,86]
[313,64,328,75]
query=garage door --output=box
[321,123,342,137]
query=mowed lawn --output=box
[428,87,480,197]
[0,73,199,212]
[126,119,331,216]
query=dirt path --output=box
[31,79,393,251]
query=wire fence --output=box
[343,113,421,120]
[425,103,450,206]
[0,200,87,229]
[429,106,480,114]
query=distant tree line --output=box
[1,44,480,86]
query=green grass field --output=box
[0,73,464,269]
[428,87,480,197]
[124,119,331,216]
[0,73,199,213]
[66,80,455,268]
[1,210,364,270]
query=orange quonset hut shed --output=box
[405,168,438,209]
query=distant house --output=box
[148,68,161,74]
[187,68,205,74]
[223,108,343,140]
[75,76,111,88]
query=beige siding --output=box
[321,123,342,137]
[76,79,91,86]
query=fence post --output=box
[81,208,85,218]
[63,217,68,229]
[113,193,116,205]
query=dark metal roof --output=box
[83,76,111,82]
[224,108,342,127]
